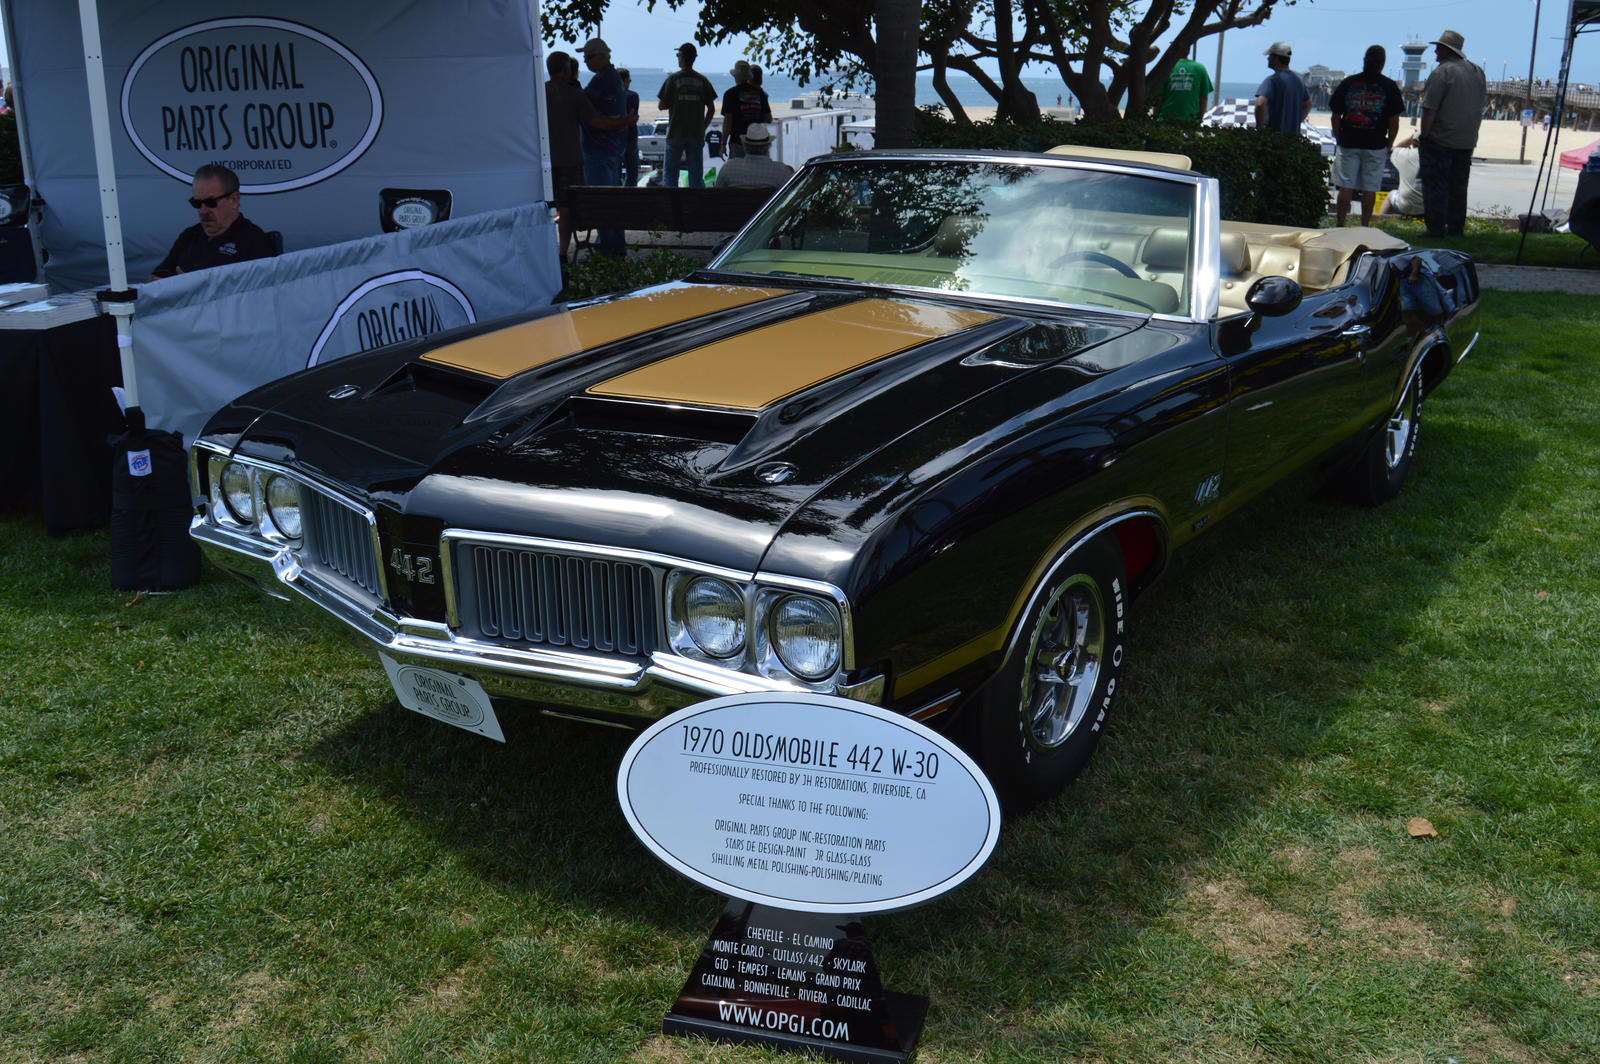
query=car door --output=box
[1217,280,1396,500]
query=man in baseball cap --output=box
[658,41,716,187]
[578,37,630,253]
[1418,30,1486,235]
[1255,42,1310,133]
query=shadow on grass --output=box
[299,407,1533,1049]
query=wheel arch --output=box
[1000,506,1169,666]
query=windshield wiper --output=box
[763,269,856,283]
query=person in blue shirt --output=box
[1255,41,1311,135]
[580,37,629,253]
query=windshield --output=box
[712,157,1198,315]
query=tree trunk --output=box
[874,0,920,148]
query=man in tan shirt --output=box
[1417,29,1487,236]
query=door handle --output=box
[1341,324,1371,341]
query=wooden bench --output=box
[564,186,777,258]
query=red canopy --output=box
[1560,138,1600,170]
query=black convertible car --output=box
[190,147,1478,810]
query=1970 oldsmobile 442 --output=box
[190,147,1478,810]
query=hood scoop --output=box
[366,360,498,407]
[535,395,759,446]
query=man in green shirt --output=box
[1155,56,1214,123]
[657,42,717,188]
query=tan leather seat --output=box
[1217,231,1262,313]
[933,215,982,257]
[1139,227,1190,285]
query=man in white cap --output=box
[1418,29,1487,236]
[714,124,793,189]
[1254,41,1310,134]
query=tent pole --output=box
[1,0,47,281]
[76,0,140,418]
[530,0,550,205]
[528,0,559,271]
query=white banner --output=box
[132,202,560,444]
[9,0,545,292]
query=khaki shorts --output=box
[1332,147,1388,193]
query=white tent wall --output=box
[8,0,551,293]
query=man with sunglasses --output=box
[149,164,277,280]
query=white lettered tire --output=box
[975,536,1126,813]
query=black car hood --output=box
[209,280,1146,572]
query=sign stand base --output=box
[664,899,928,1063]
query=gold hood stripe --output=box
[586,299,998,411]
[419,284,791,380]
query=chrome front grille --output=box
[455,543,658,656]
[302,490,381,596]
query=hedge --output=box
[911,111,1330,228]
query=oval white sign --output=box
[617,693,1002,914]
[120,17,383,193]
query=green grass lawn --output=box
[3,290,1599,1063]
[1376,219,1599,269]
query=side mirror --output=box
[1245,275,1303,317]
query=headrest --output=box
[1141,227,1191,270]
[934,215,983,257]
[1220,231,1252,274]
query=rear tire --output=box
[975,537,1126,814]
[1346,363,1423,506]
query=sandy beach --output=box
[1305,114,1597,163]
[649,98,1591,163]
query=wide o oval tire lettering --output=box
[974,535,1127,814]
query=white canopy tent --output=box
[1,0,558,430]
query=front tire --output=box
[975,537,1126,813]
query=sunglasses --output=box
[188,193,234,208]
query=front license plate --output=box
[380,654,505,742]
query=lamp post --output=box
[1214,29,1225,109]
[1522,0,1542,164]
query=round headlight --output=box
[682,577,746,659]
[220,462,255,524]
[264,476,303,540]
[770,595,841,680]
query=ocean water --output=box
[626,67,1274,113]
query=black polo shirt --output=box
[151,215,278,278]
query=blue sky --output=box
[2,2,1585,88]
[576,0,1590,85]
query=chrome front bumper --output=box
[193,519,880,726]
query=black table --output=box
[0,314,125,535]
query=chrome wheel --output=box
[1385,371,1420,471]
[977,536,1126,813]
[1020,573,1106,751]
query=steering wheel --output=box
[1050,249,1140,278]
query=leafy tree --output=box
[542,0,1300,124]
